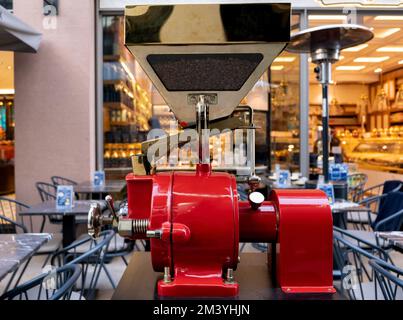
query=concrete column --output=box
[13,0,96,230]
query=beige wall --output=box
[13,1,96,219]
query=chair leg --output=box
[14,257,32,289]
[102,264,116,289]
[41,253,52,268]
[121,255,128,266]
[3,268,18,293]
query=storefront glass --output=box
[269,14,301,174]
[0,50,15,194]
[102,16,153,175]
[101,14,286,177]
[307,11,403,175]
[99,8,403,179]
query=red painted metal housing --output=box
[125,166,335,297]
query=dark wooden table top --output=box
[74,180,126,194]
[112,252,345,300]
[19,200,105,217]
[0,233,51,281]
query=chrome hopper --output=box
[125,3,291,126]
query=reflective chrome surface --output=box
[125,4,291,124]
[286,24,374,56]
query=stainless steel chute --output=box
[125,3,291,126]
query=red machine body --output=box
[125,164,335,297]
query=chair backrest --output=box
[348,173,368,202]
[382,180,403,194]
[51,176,78,186]
[373,192,403,231]
[333,226,394,300]
[369,259,403,300]
[36,182,57,201]
[51,230,115,300]
[0,264,81,300]
[35,182,63,225]
[0,197,29,234]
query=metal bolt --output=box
[225,268,235,284]
[146,230,162,239]
[163,267,172,283]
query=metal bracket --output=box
[188,94,218,105]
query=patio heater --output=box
[88,3,335,298]
[287,25,373,182]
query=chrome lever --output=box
[105,195,118,221]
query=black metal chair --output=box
[0,197,63,278]
[348,173,368,203]
[369,259,403,300]
[347,194,386,230]
[35,181,63,231]
[50,230,115,300]
[333,226,397,300]
[360,180,403,199]
[51,176,78,187]
[0,264,81,300]
[36,181,57,202]
[0,197,28,234]
[50,176,81,202]
[344,192,403,248]
[347,180,403,229]
[0,199,31,292]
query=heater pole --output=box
[322,82,330,183]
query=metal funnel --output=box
[125,3,291,126]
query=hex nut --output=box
[118,220,133,238]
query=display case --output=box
[344,137,403,173]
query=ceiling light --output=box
[308,15,347,21]
[377,46,403,52]
[399,60,403,64]
[374,68,383,73]
[354,57,390,63]
[274,57,296,63]
[343,44,369,52]
[271,65,284,71]
[336,66,366,71]
[375,28,401,38]
[0,89,15,95]
[374,16,403,21]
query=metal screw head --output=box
[163,267,172,283]
[225,268,235,284]
[146,230,162,239]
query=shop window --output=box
[269,14,301,174]
[101,15,278,176]
[307,10,403,174]
[102,16,154,174]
